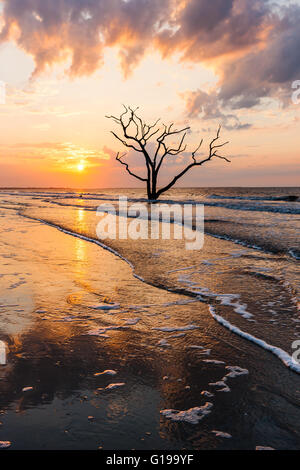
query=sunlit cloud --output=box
[0,141,110,171]
[0,0,299,120]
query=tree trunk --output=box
[149,171,158,200]
[147,188,158,200]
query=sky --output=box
[0,0,299,188]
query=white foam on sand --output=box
[89,304,120,310]
[197,349,211,356]
[157,339,171,347]
[160,402,213,424]
[123,317,141,325]
[216,294,253,320]
[192,286,254,321]
[0,341,6,365]
[209,305,300,375]
[104,383,125,391]
[212,430,232,438]
[209,380,231,393]
[0,441,11,449]
[94,370,117,376]
[207,361,248,394]
[153,325,199,332]
[256,446,275,450]
[225,366,249,378]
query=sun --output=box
[77,162,85,172]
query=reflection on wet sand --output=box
[0,202,300,450]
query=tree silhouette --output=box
[106,105,230,200]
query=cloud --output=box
[182,89,251,130]
[156,0,270,62]
[218,4,300,108]
[0,0,299,112]
[0,0,171,77]
[0,141,110,167]
[167,1,300,113]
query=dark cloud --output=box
[176,2,300,117]
[218,4,300,108]
[180,0,234,34]
[183,89,251,130]
[157,0,270,62]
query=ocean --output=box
[0,187,299,450]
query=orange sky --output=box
[0,0,299,188]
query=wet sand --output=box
[0,190,300,450]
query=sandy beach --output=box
[0,188,299,450]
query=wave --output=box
[25,198,298,260]
[2,189,300,214]
[52,194,300,215]
[209,194,299,202]
[203,201,300,215]
[204,230,275,255]
[47,196,300,215]
[208,306,300,375]
[289,248,300,260]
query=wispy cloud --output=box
[0,140,110,168]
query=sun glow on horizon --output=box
[0,0,299,187]
[77,161,85,172]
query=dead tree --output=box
[106,105,230,200]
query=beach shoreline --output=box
[0,188,299,450]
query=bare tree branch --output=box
[110,131,143,153]
[156,126,230,198]
[191,139,203,163]
[106,106,230,200]
[115,152,147,182]
[106,107,153,169]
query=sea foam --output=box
[209,306,300,374]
